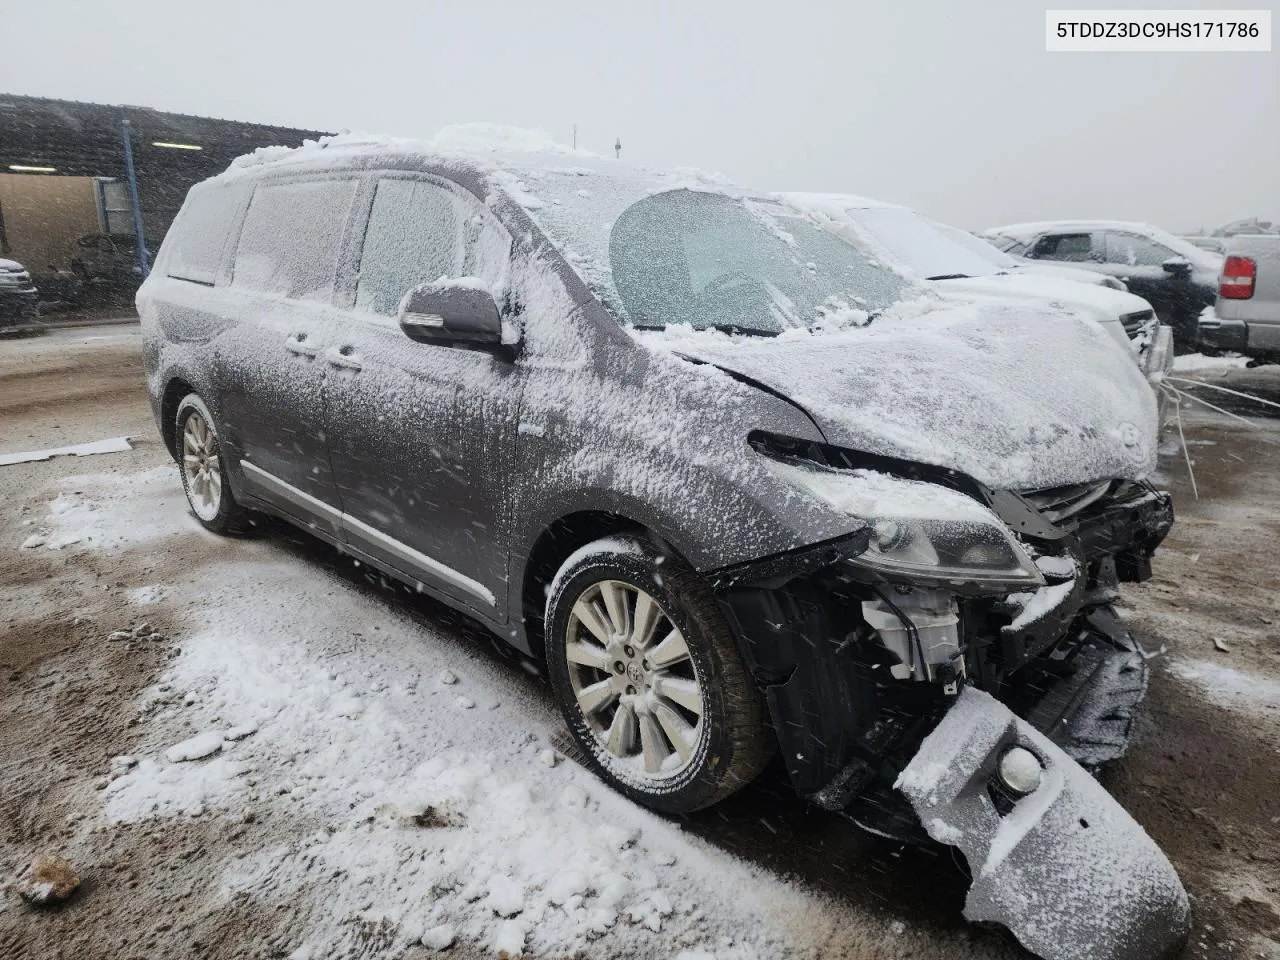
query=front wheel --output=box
[545,535,773,813]
[175,393,254,535]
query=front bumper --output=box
[897,687,1189,960]
[714,485,1172,800]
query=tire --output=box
[545,534,773,813]
[174,393,254,535]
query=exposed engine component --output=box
[862,588,965,688]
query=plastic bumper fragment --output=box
[896,687,1189,960]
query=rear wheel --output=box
[175,394,254,535]
[545,535,773,813]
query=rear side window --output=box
[232,179,357,301]
[1030,233,1094,262]
[164,183,250,285]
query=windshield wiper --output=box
[631,322,779,337]
[925,273,971,281]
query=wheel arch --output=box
[159,376,197,460]
[519,509,683,662]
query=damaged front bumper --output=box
[897,687,1189,960]
[712,476,1185,959]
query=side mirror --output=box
[398,281,503,347]
[1162,257,1191,278]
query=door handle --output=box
[285,333,318,358]
[326,345,362,371]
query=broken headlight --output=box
[763,458,1044,587]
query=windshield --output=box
[607,190,906,334]
[843,206,1005,281]
[930,222,1021,269]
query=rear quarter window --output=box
[162,183,251,284]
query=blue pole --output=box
[120,111,150,278]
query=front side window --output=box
[1030,233,1094,262]
[608,190,906,334]
[232,179,357,301]
[1103,232,1175,268]
[355,178,510,317]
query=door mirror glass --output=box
[398,280,503,346]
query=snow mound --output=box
[102,556,911,958]
[429,123,592,158]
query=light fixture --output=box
[151,141,202,150]
[8,164,57,173]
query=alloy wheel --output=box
[565,579,706,779]
[181,410,223,521]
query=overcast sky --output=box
[2,0,1275,231]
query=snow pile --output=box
[1169,660,1280,714]
[429,123,592,158]
[101,555,908,958]
[1171,352,1249,373]
[35,465,197,551]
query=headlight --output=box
[764,458,1044,587]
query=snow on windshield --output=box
[608,191,906,333]
[838,206,1005,281]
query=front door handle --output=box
[326,345,362,371]
[285,333,318,358]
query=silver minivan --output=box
[138,135,1187,959]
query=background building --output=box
[0,94,328,304]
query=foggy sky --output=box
[2,0,1275,232]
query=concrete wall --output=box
[0,173,100,271]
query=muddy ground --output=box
[0,324,1277,959]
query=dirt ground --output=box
[0,323,1277,960]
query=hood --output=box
[932,273,1152,319]
[1012,262,1116,286]
[0,258,28,272]
[667,302,1158,491]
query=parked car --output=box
[71,233,154,290]
[1198,234,1280,363]
[138,136,1187,958]
[0,257,40,333]
[984,221,1221,350]
[792,195,1171,386]
[962,229,1129,290]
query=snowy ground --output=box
[1,325,1278,960]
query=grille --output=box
[1120,310,1154,339]
[1022,480,1113,523]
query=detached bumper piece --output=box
[897,687,1189,960]
[1022,606,1148,768]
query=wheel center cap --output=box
[626,662,645,685]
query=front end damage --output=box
[713,461,1186,959]
[898,687,1189,960]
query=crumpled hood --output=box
[670,302,1158,491]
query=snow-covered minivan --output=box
[138,131,1187,959]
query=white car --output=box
[788,195,1173,382]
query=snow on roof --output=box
[986,220,1167,240]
